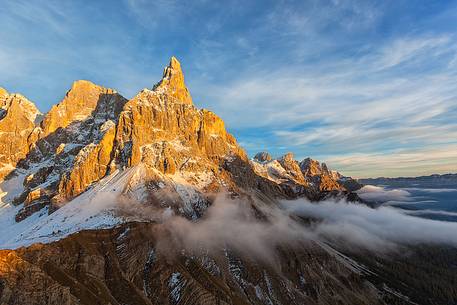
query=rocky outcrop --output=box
[40,80,126,136]
[4,82,128,218]
[55,121,117,202]
[152,56,193,104]
[254,151,272,162]
[299,157,343,191]
[300,157,323,176]
[1,57,358,224]
[0,91,41,179]
[251,152,349,198]
[278,152,308,185]
[113,89,244,170]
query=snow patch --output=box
[0,169,136,249]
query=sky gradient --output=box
[1,0,456,178]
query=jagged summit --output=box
[0,87,8,98]
[40,80,126,135]
[153,56,193,104]
[0,93,41,178]
[250,151,352,194]
[254,151,272,162]
[0,56,354,229]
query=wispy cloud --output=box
[284,198,457,251]
[374,36,452,70]
[195,31,457,177]
[0,0,456,177]
[325,145,457,178]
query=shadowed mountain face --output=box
[0,223,384,305]
[1,57,454,305]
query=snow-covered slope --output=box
[0,169,134,249]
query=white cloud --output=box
[375,36,451,70]
[356,185,412,202]
[1,0,456,177]
[283,198,457,251]
[324,145,457,178]
[194,31,457,177]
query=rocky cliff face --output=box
[299,158,342,191]
[40,80,126,136]
[2,57,294,223]
[5,81,128,220]
[0,90,41,179]
[0,57,361,224]
[250,152,350,199]
[153,56,193,105]
[0,223,387,305]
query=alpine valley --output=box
[0,58,456,305]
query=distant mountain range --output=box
[360,173,457,188]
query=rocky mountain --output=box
[250,152,359,197]
[0,57,452,305]
[1,57,352,225]
[0,89,41,179]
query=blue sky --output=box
[1,0,457,178]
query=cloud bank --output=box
[144,192,457,260]
[356,185,411,203]
[154,194,309,264]
[283,198,457,251]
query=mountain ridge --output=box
[0,56,354,225]
[360,173,457,189]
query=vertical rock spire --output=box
[153,56,193,104]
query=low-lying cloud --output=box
[154,194,309,264]
[138,191,457,261]
[283,198,457,251]
[356,185,411,202]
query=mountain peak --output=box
[280,152,295,162]
[168,56,181,70]
[70,79,101,90]
[0,93,40,174]
[67,80,119,97]
[153,56,193,104]
[0,87,8,98]
[40,80,124,135]
[254,151,272,162]
[0,87,9,108]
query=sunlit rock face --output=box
[40,79,126,136]
[254,151,272,162]
[299,157,343,191]
[152,56,193,104]
[0,90,41,179]
[0,57,256,223]
[250,151,350,198]
[0,56,355,225]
